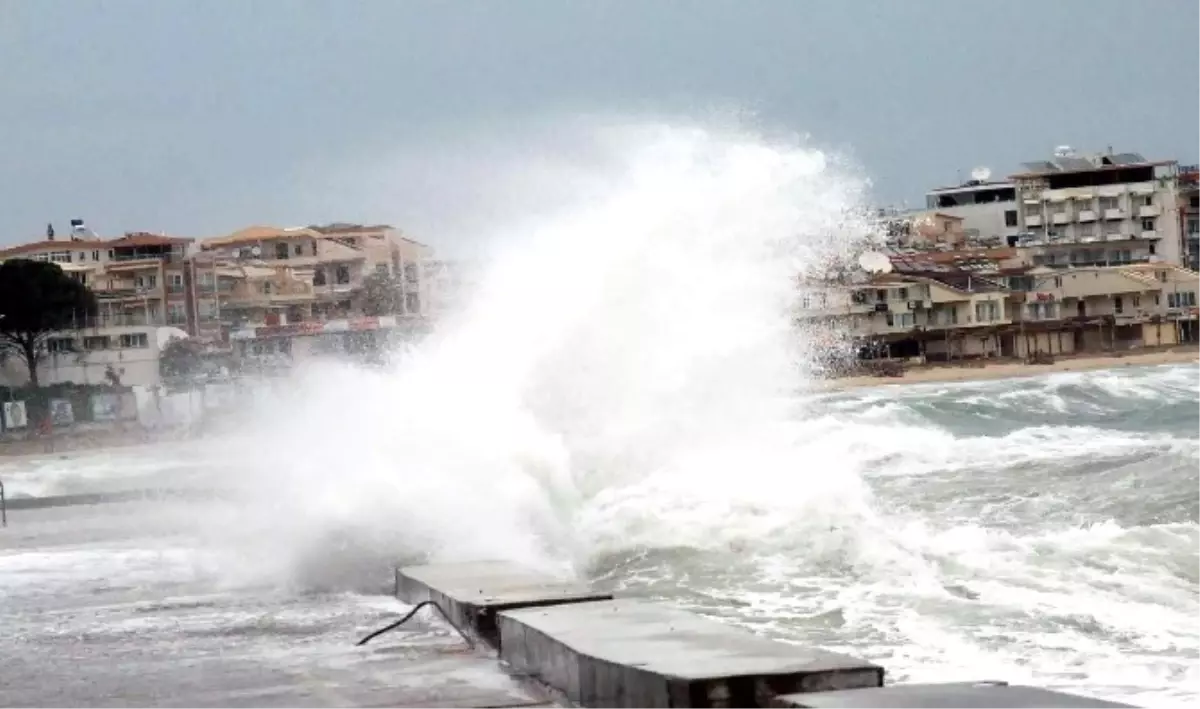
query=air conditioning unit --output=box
[907,300,929,311]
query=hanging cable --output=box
[356,600,475,648]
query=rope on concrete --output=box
[355,600,475,649]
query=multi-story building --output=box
[800,257,1199,364]
[1180,164,1198,270]
[1010,149,1185,268]
[799,269,1013,360]
[0,230,195,387]
[199,223,434,365]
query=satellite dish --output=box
[1054,145,1074,158]
[970,166,992,182]
[250,245,262,258]
[857,251,894,274]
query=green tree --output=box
[158,336,203,384]
[361,270,403,316]
[0,259,97,387]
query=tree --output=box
[0,259,97,387]
[158,336,203,384]
[361,270,403,316]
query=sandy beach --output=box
[821,346,1200,391]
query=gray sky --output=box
[2,0,1197,253]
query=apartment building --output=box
[799,270,1012,360]
[0,230,196,387]
[1010,149,1185,268]
[800,254,1198,364]
[200,223,433,365]
[1180,164,1198,270]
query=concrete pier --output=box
[394,561,613,648]
[499,598,884,707]
[769,681,1136,708]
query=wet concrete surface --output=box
[0,500,554,707]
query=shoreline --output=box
[818,345,1199,391]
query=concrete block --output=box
[394,561,612,649]
[770,681,1136,708]
[498,598,883,708]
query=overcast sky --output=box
[1,0,1196,252]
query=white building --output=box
[1010,149,1185,268]
[924,179,1020,248]
[0,325,186,388]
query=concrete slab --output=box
[498,597,884,708]
[770,682,1136,708]
[394,561,612,649]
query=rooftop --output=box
[1009,151,1175,179]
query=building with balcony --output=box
[1009,149,1186,268]
[0,230,199,388]
[798,269,1013,361]
[798,252,1199,364]
[1180,164,1198,270]
[199,223,434,367]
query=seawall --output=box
[389,560,1137,708]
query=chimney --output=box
[46,222,55,240]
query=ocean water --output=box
[1,121,1197,706]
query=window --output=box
[897,287,908,301]
[167,303,187,324]
[375,263,390,276]
[1004,210,1018,227]
[92,250,100,261]
[135,274,157,289]
[84,335,109,351]
[335,264,351,285]
[47,337,75,354]
[49,251,72,264]
[1140,195,1153,207]
[199,271,214,287]
[1114,296,1124,314]
[1132,295,1140,308]
[1079,223,1095,238]
[1054,276,1063,288]
[119,333,148,349]
[1188,219,1199,235]
[198,300,216,318]
[1149,243,1156,255]
[1141,218,1156,231]
[167,272,184,293]
[294,243,304,256]
[405,292,420,314]
[1100,196,1119,210]
[1191,196,1199,208]
[404,263,419,283]
[262,281,273,294]
[275,242,289,259]
[108,250,114,259]
[313,268,327,286]
[885,312,914,329]
[975,302,988,321]
[1170,291,1198,308]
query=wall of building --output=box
[0,326,179,388]
[926,201,1018,243]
